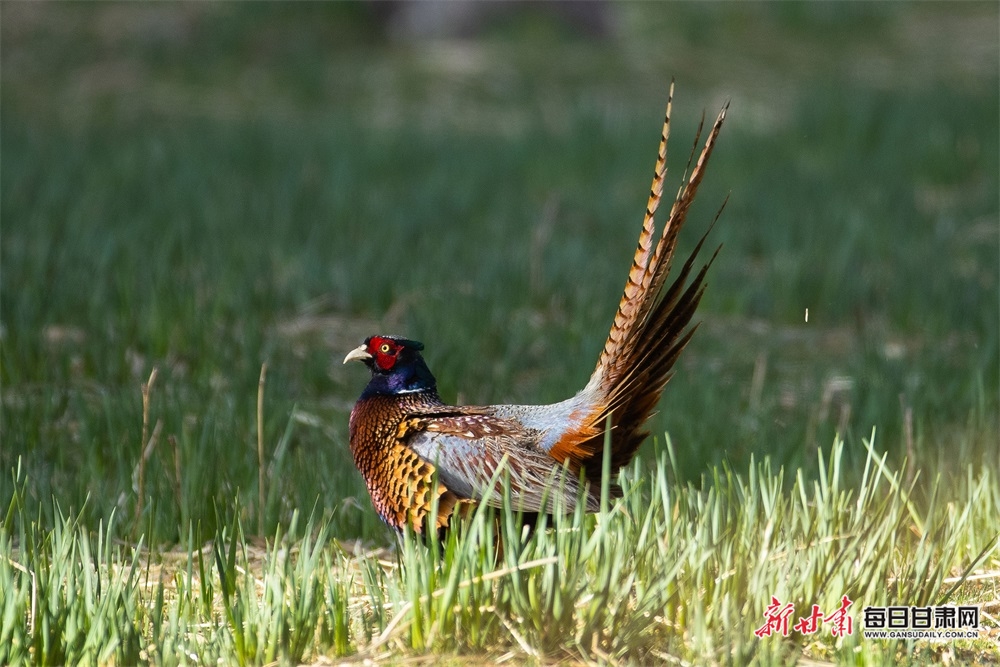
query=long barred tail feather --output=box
[577,93,729,478]
[591,82,674,394]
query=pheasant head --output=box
[343,335,437,398]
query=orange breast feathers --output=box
[348,395,461,533]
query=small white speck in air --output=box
[805,308,809,323]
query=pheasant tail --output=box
[549,89,729,476]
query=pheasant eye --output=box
[379,343,392,354]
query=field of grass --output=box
[2,3,998,664]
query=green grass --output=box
[2,3,998,663]
[3,435,997,665]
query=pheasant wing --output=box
[401,412,600,514]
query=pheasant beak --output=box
[343,344,372,365]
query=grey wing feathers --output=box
[406,430,600,513]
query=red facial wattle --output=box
[368,337,399,371]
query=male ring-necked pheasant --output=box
[344,86,727,534]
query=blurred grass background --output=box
[2,2,997,544]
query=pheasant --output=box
[344,86,727,535]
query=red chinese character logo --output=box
[793,604,824,635]
[755,596,796,638]
[824,595,854,637]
